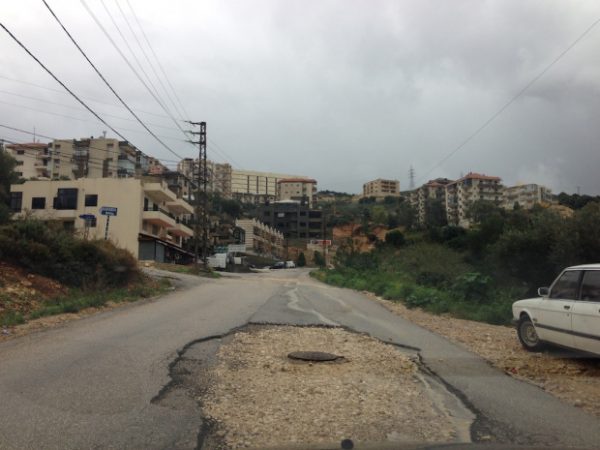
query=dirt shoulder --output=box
[368,293,600,418]
[201,325,468,449]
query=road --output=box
[1,269,600,449]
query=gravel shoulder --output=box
[201,325,469,449]
[368,293,600,418]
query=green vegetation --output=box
[154,262,221,278]
[0,149,19,225]
[313,251,325,267]
[313,202,600,325]
[0,219,139,289]
[297,252,306,267]
[28,278,171,320]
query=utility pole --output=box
[409,165,415,189]
[187,121,208,268]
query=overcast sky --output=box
[1,0,599,194]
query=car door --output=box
[571,270,600,355]
[534,270,581,348]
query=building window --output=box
[89,217,97,228]
[31,197,46,209]
[85,194,98,207]
[10,192,22,212]
[16,150,24,155]
[63,221,75,232]
[16,160,23,166]
[53,188,78,210]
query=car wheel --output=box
[517,316,545,352]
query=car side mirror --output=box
[538,287,549,297]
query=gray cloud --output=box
[1,0,599,194]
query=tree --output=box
[0,149,18,224]
[313,250,325,267]
[396,203,416,230]
[297,252,306,267]
[371,205,387,225]
[385,229,405,247]
[424,199,447,227]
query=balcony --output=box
[169,222,193,238]
[142,207,176,228]
[143,182,176,203]
[166,198,194,215]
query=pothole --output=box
[287,351,344,362]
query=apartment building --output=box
[231,169,311,204]
[177,158,233,198]
[235,218,284,258]
[277,178,317,206]
[259,201,324,240]
[363,178,400,199]
[407,178,453,225]
[445,172,503,227]
[503,184,556,210]
[9,178,195,263]
[4,142,50,179]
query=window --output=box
[10,192,22,212]
[16,160,23,166]
[53,188,78,210]
[85,194,98,207]
[580,271,600,302]
[16,150,24,155]
[31,197,46,209]
[550,270,581,300]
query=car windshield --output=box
[1,1,600,449]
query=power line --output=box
[418,16,600,183]
[125,0,191,120]
[0,73,184,121]
[0,22,132,143]
[0,99,185,142]
[115,0,187,122]
[42,0,185,161]
[80,0,193,144]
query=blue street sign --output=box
[79,214,96,220]
[99,206,118,217]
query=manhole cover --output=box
[287,351,343,362]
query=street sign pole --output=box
[104,215,110,240]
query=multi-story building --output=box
[231,169,310,204]
[177,158,233,198]
[259,201,324,240]
[147,156,168,175]
[9,178,195,263]
[502,184,556,210]
[445,172,504,227]
[235,218,284,258]
[407,178,453,225]
[277,178,317,206]
[362,178,400,199]
[4,142,51,179]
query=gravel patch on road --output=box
[369,294,600,418]
[202,326,460,449]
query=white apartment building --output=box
[235,218,284,258]
[407,178,453,225]
[503,184,556,210]
[231,169,310,204]
[177,158,233,198]
[363,178,400,199]
[445,172,503,227]
[277,178,317,206]
[9,178,195,263]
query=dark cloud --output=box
[1,0,599,193]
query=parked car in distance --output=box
[270,261,286,270]
[285,261,296,268]
[512,264,600,356]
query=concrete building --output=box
[231,169,311,204]
[259,201,324,240]
[363,178,400,199]
[4,142,50,179]
[407,178,453,225]
[445,172,503,227]
[277,178,317,206]
[9,178,195,263]
[177,158,233,198]
[235,218,284,258]
[503,184,556,210]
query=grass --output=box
[1,310,25,327]
[21,277,172,322]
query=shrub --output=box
[297,252,306,267]
[385,230,405,247]
[450,272,493,303]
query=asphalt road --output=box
[1,269,600,449]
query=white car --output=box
[512,264,600,356]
